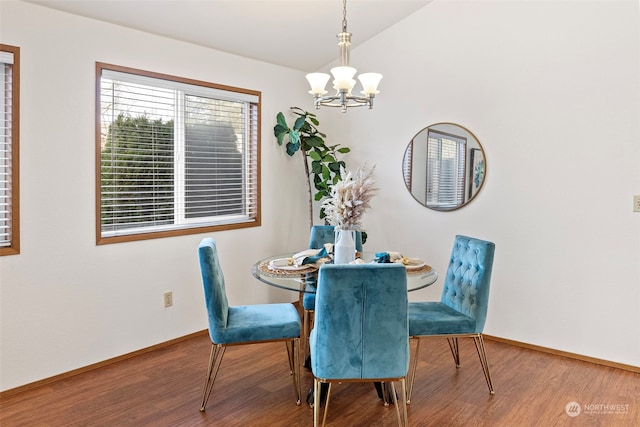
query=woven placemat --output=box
[257,261,318,278]
[406,264,432,275]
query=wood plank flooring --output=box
[1,332,638,426]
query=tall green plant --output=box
[273,107,350,229]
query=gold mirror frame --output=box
[402,123,486,211]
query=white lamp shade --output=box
[358,73,383,95]
[306,73,330,95]
[330,66,357,90]
[333,78,356,92]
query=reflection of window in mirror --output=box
[425,129,466,209]
[403,142,413,190]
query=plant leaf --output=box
[273,123,288,136]
[308,151,322,161]
[300,121,313,134]
[293,116,306,131]
[328,162,342,173]
[322,154,336,163]
[286,141,299,156]
[276,112,288,128]
[289,129,300,145]
[311,160,322,174]
[305,135,324,148]
[322,165,330,180]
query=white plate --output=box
[399,258,426,270]
[268,258,313,271]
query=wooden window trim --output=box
[0,44,20,256]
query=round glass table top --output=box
[252,252,438,293]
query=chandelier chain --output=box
[342,0,348,32]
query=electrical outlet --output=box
[634,195,640,213]
[164,291,173,308]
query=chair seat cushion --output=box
[212,303,300,344]
[408,302,476,336]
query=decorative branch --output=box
[322,164,377,230]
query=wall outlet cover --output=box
[163,291,173,308]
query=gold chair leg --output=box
[390,382,401,426]
[400,378,409,427]
[473,334,495,395]
[381,382,388,406]
[407,337,421,404]
[382,380,409,427]
[322,383,332,427]
[286,339,302,404]
[200,344,225,411]
[389,379,409,427]
[303,309,312,360]
[447,337,461,367]
[294,338,302,404]
[285,339,293,374]
[313,379,320,427]
[313,379,332,427]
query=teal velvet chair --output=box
[407,235,496,403]
[197,238,302,411]
[303,225,363,359]
[310,263,409,427]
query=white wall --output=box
[331,0,640,367]
[0,0,322,391]
[1,0,638,392]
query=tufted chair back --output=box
[198,238,230,344]
[440,235,495,333]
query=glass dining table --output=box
[251,252,438,293]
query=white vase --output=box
[334,228,356,264]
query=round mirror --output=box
[402,123,486,211]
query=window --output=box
[96,63,260,244]
[426,129,466,209]
[0,45,19,256]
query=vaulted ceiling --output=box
[24,0,432,71]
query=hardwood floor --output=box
[1,332,638,426]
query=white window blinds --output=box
[426,129,466,209]
[403,141,413,192]
[0,46,18,254]
[98,64,260,241]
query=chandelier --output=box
[306,0,382,112]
